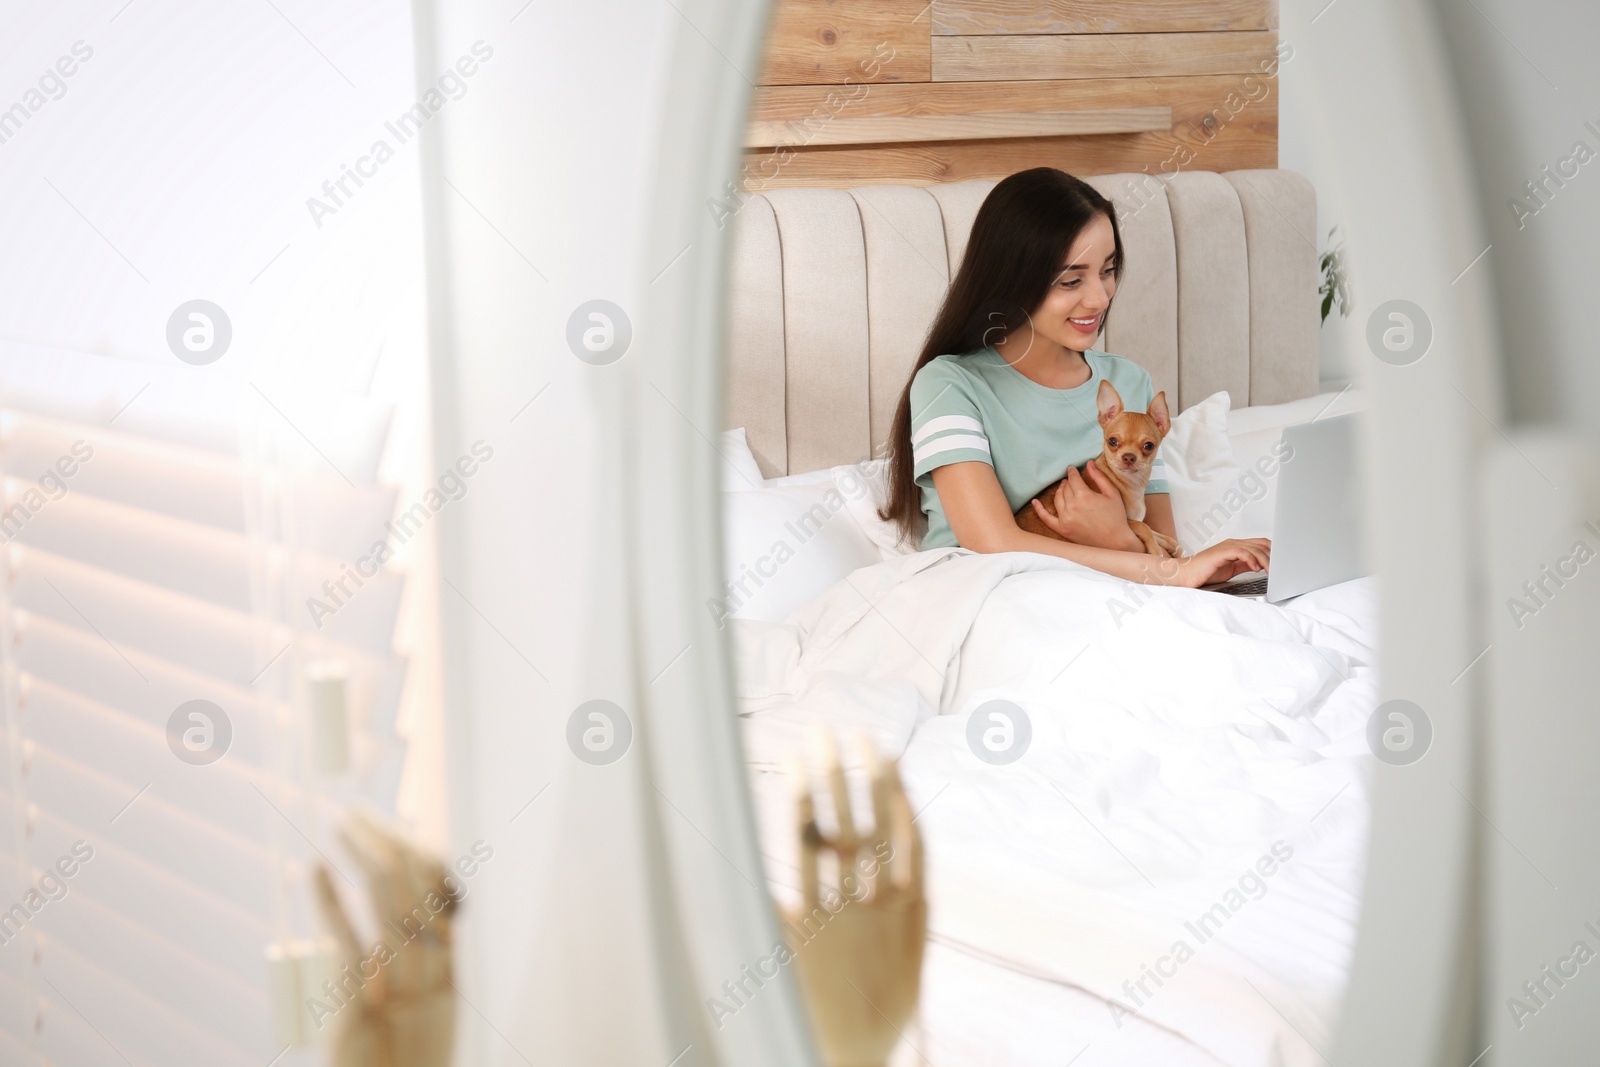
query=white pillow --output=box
[1226,385,1365,437]
[831,458,916,560]
[1218,424,1295,541]
[719,427,767,491]
[1171,386,1368,550]
[743,453,911,562]
[1157,391,1237,554]
[764,467,835,488]
[1155,391,1243,554]
[717,482,881,625]
[1158,390,1235,483]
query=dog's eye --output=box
[1143,442,1154,452]
[1107,437,1119,448]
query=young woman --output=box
[880,168,1270,588]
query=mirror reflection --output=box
[718,6,1375,1064]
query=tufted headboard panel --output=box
[724,169,1320,478]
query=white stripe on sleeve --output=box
[913,434,991,465]
[912,414,984,446]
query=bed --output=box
[717,171,1374,1067]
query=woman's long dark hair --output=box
[878,168,1124,543]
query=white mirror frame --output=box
[615,0,823,1062]
[1302,3,1495,1064]
[414,0,815,1062]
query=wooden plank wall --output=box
[743,0,1284,188]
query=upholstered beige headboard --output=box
[724,169,1320,479]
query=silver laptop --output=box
[1202,412,1368,603]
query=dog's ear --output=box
[1096,379,1123,426]
[1148,391,1171,436]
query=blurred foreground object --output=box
[784,735,926,1067]
[312,810,459,1067]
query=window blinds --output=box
[0,342,410,1067]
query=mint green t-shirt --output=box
[910,347,1170,550]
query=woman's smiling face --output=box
[1030,211,1119,353]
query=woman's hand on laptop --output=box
[1173,537,1272,587]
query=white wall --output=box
[1277,0,1360,390]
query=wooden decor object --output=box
[743,74,1278,188]
[782,734,927,1067]
[312,811,459,1067]
[746,106,1173,147]
[760,0,932,85]
[932,30,1280,82]
[744,0,1282,187]
[930,0,1278,36]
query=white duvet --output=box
[733,548,1376,1067]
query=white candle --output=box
[307,659,350,775]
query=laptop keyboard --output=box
[1214,574,1270,597]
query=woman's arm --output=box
[931,462,1270,586]
[1144,493,1177,541]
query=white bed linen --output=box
[734,548,1375,1067]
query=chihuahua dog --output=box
[1015,379,1181,558]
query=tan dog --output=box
[1016,379,1180,558]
